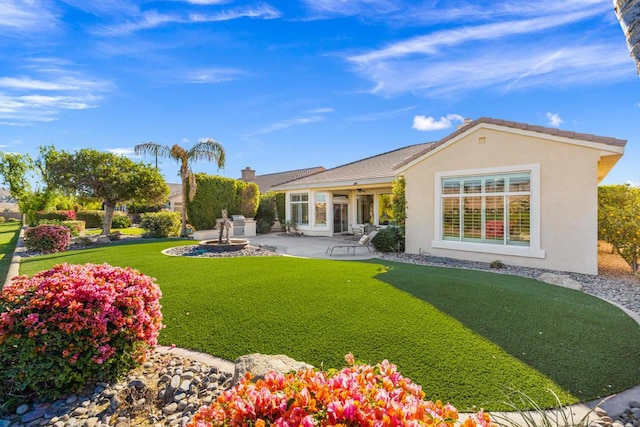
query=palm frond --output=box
[134,142,171,159]
[188,138,226,169]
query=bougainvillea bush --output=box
[188,354,495,427]
[0,263,163,403]
[24,224,71,253]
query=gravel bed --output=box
[162,244,279,258]
[380,253,640,315]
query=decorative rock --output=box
[163,402,179,415]
[96,235,112,245]
[21,408,46,424]
[232,353,313,386]
[84,417,100,427]
[178,380,191,393]
[66,395,78,405]
[16,404,30,416]
[537,273,583,290]
[127,379,147,390]
[72,407,88,416]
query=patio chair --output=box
[350,224,364,240]
[327,230,378,256]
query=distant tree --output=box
[599,184,640,274]
[135,139,225,237]
[45,148,169,235]
[0,152,33,200]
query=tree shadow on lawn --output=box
[368,260,640,403]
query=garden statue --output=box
[218,209,232,244]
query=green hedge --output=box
[76,210,104,228]
[186,174,259,230]
[140,211,181,238]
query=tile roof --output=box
[244,167,326,192]
[395,117,627,170]
[272,143,431,188]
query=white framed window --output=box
[434,164,545,259]
[314,193,327,226]
[290,193,309,226]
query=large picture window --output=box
[314,193,327,226]
[356,194,373,224]
[290,193,309,226]
[441,173,531,246]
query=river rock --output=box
[537,273,583,290]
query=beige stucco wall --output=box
[403,127,602,274]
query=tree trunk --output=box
[614,0,640,75]
[103,201,116,235]
[180,177,188,237]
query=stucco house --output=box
[272,117,626,275]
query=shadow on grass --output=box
[368,259,640,403]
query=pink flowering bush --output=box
[0,263,163,402]
[188,354,495,427]
[24,224,71,253]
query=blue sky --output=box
[1,0,639,186]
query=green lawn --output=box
[0,221,21,285]
[18,239,640,411]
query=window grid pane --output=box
[441,173,530,247]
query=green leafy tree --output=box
[598,184,640,274]
[0,152,33,200]
[45,148,169,235]
[135,139,225,237]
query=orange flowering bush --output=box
[0,263,163,403]
[188,354,494,427]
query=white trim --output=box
[273,176,395,191]
[433,164,545,259]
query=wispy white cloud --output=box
[254,108,334,135]
[189,4,281,22]
[95,10,184,36]
[412,114,464,131]
[301,0,400,17]
[0,59,112,126]
[546,112,563,127]
[0,0,59,33]
[183,68,246,84]
[344,2,630,97]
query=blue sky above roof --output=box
[1,0,639,185]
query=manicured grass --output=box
[19,240,640,411]
[0,221,21,285]
[83,227,144,236]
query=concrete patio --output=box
[247,232,380,260]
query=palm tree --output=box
[135,139,225,237]
[614,0,640,75]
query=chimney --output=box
[241,167,256,181]
[457,118,473,130]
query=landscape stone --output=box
[16,404,30,416]
[232,353,313,385]
[537,273,583,290]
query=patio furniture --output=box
[350,224,364,240]
[327,230,378,256]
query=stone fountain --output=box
[198,209,249,252]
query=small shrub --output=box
[111,213,132,229]
[490,260,505,269]
[0,263,163,404]
[76,210,105,228]
[140,211,181,238]
[371,225,404,252]
[256,219,272,234]
[37,219,86,237]
[188,353,494,427]
[0,216,5,223]
[24,224,71,253]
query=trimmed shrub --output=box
[111,213,132,229]
[37,219,86,237]
[370,225,404,253]
[34,210,76,222]
[256,219,272,234]
[76,210,105,228]
[0,263,163,404]
[255,192,277,225]
[0,217,5,223]
[24,225,71,253]
[140,211,181,238]
[240,182,259,218]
